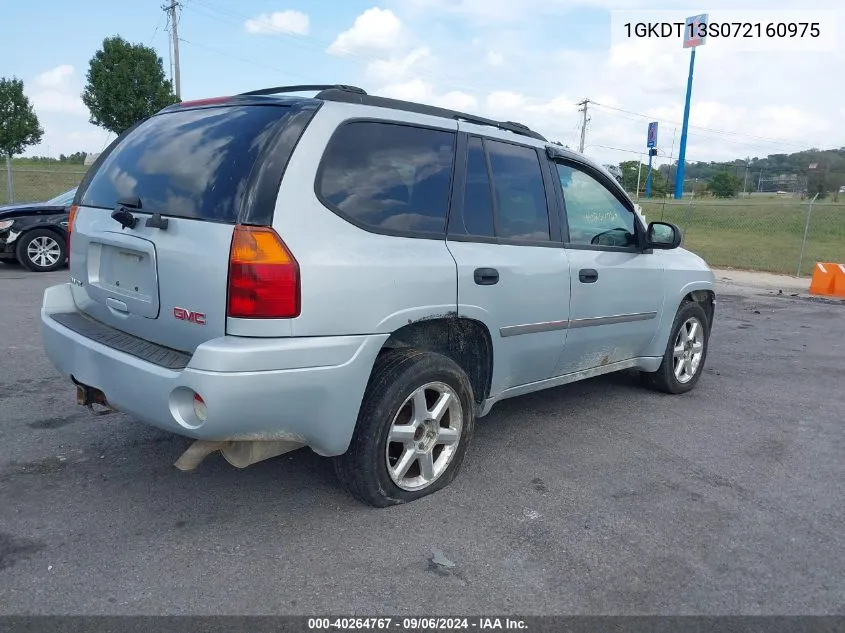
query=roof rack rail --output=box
[315,87,547,142]
[238,84,367,97]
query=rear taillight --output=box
[227,225,300,319]
[67,205,78,262]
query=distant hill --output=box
[657,148,845,196]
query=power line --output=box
[590,101,818,149]
[148,13,164,46]
[177,37,312,82]
[186,0,536,100]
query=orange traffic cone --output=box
[809,262,845,298]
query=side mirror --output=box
[647,221,682,249]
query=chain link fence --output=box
[637,194,845,277]
[2,167,843,278]
[1,168,88,205]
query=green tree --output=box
[709,171,741,198]
[82,36,179,135]
[0,77,44,160]
[619,160,669,197]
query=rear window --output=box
[317,121,456,235]
[79,105,290,223]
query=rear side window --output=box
[317,121,456,235]
[486,140,550,242]
[79,105,291,223]
[449,137,495,238]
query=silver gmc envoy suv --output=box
[41,84,715,507]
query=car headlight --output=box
[0,220,13,230]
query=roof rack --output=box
[236,84,546,142]
[238,84,368,97]
[315,87,547,142]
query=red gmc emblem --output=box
[173,307,206,325]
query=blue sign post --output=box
[674,13,707,199]
[645,122,658,198]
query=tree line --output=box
[615,147,845,200]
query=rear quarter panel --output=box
[262,103,461,337]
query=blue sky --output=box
[4,0,843,167]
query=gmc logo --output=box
[173,307,206,325]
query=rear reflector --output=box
[227,225,300,319]
[67,205,78,261]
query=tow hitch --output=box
[74,381,116,416]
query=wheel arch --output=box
[646,282,715,357]
[378,316,494,406]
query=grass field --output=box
[2,163,842,277]
[0,161,88,204]
[640,197,844,277]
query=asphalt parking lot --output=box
[1,263,843,615]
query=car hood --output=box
[0,203,68,220]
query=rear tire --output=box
[334,349,475,508]
[641,301,709,394]
[16,228,66,272]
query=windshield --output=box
[46,188,77,206]
[78,105,292,223]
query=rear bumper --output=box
[41,283,388,456]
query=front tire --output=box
[16,228,66,272]
[334,349,476,507]
[642,301,710,394]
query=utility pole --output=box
[636,153,643,199]
[5,155,13,204]
[743,159,750,197]
[577,99,590,153]
[164,0,181,99]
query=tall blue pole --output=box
[674,47,696,199]
[645,152,654,198]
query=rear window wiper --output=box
[110,197,168,230]
[111,196,142,230]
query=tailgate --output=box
[68,210,234,352]
[66,101,300,353]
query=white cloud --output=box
[328,8,403,56]
[367,47,432,83]
[437,90,478,112]
[486,50,504,66]
[378,80,478,111]
[27,65,88,117]
[379,79,433,102]
[244,10,309,35]
[485,91,527,115]
[24,124,112,159]
[35,65,75,88]
[29,90,88,116]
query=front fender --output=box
[645,259,715,357]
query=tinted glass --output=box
[557,164,636,247]
[80,105,290,222]
[450,137,495,238]
[47,188,77,206]
[318,122,456,234]
[486,140,550,241]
